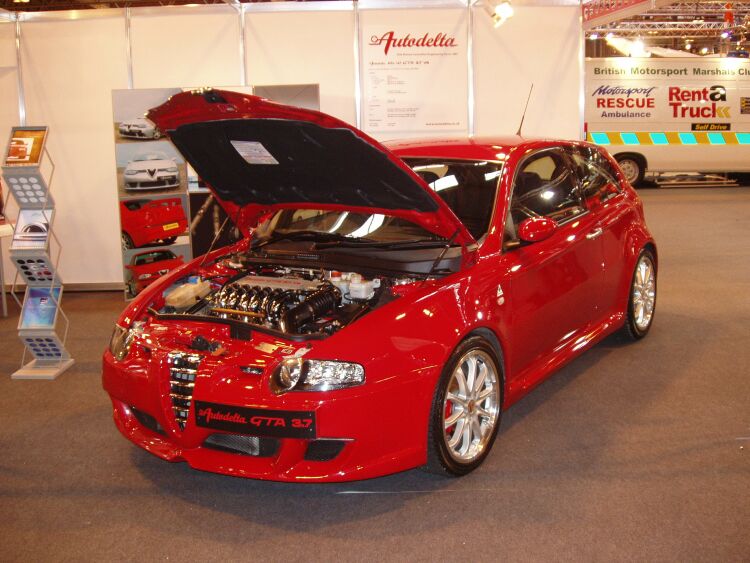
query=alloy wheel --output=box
[632,254,656,331]
[442,349,500,464]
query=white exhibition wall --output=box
[0,1,582,288]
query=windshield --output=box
[133,153,167,162]
[134,251,174,265]
[254,158,502,245]
[258,209,443,243]
[403,158,502,240]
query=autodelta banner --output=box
[585,58,750,133]
[361,10,468,136]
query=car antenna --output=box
[515,84,534,137]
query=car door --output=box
[571,145,634,319]
[502,147,605,388]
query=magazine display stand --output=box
[2,127,74,380]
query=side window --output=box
[573,147,623,205]
[506,149,585,240]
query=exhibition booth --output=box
[1,1,748,560]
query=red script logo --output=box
[369,31,457,56]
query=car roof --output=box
[384,137,585,161]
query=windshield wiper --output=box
[314,238,451,250]
[250,230,358,250]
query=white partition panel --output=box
[0,21,20,150]
[0,21,20,289]
[473,5,582,140]
[19,13,128,285]
[244,7,356,125]
[130,6,242,89]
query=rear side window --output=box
[507,150,584,238]
[572,146,623,205]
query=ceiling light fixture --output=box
[485,1,514,28]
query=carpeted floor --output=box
[0,187,748,562]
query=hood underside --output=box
[146,89,474,245]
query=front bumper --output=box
[124,175,180,190]
[102,344,433,482]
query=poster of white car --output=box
[118,117,161,140]
[123,152,180,190]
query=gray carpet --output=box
[1,187,748,562]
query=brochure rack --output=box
[2,127,74,380]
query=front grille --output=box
[203,434,279,457]
[167,351,202,430]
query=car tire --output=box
[424,336,503,476]
[127,279,137,298]
[121,232,134,251]
[615,154,646,187]
[152,130,161,140]
[621,249,657,341]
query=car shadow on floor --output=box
[130,310,709,538]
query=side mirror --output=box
[517,216,558,243]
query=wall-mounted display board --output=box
[360,8,468,136]
[1,127,74,380]
[111,85,320,300]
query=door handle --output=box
[586,228,603,240]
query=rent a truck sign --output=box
[585,58,750,177]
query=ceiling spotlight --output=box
[606,32,615,41]
[589,33,599,40]
[486,1,514,28]
[721,31,730,39]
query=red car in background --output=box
[104,90,657,482]
[120,197,187,250]
[125,249,184,296]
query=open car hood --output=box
[147,89,475,246]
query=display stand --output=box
[2,127,74,380]
[0,219,12,317]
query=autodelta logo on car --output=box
[368,31,458,55]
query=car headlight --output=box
[271,358,365,394]
[109,321,144,361]
[164,167,178,173]
[124,169,138,176]
[137,273,152,280]
[109,324,134,361]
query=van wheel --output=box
[616,155,646,187]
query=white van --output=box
[585,57,750,185]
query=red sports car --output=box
[120,197,187,250]
[103,90,657,482]
[125,249,184,296]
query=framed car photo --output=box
[4,126,49,167]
